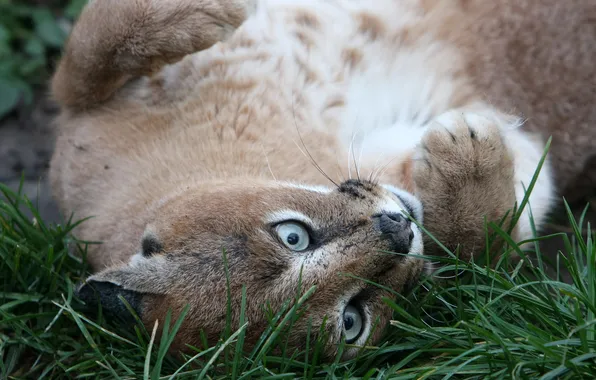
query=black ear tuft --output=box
[77,280,143,323]
[141,230,163,257]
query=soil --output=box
[0,89,61,223]
[0,87,593,283]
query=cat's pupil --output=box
[286,233,299,245]
[344,315,354,330]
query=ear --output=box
[76,252,173,322]
[76,279,144,324]
[77,235,179,321]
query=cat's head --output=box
[77,179,424,359]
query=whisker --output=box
[292,140,339,188]
[350,131,361,181]
[347,132,355,180]
[432,270,466,279]
[261,143,277,181]
[372,154,402,184]
[357,134,366,182]
[291,95,339,188]
[367,151,384,183]
[335,154,347,183]
[367,144,396,184]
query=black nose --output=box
[373,212,414,253]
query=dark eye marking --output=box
[338,180,367,199]
[255,258,290,283]
[338,179,378,199]
[392,194,418,221]
[307,219,369,248]
[221,234,250,258]
[267,215,369,254]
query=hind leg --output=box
[52,0,256,110]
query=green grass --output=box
[1,178,596,379]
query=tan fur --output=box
[49,0,594,358]
[412,107,518,262]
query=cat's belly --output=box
[225,0,470,173]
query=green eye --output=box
[275,222,310,251]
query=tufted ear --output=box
[76,279,145,323]
[76,250,174,323]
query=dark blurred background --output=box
[0,0,85,222]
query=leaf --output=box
[19,58,45,77]
[0,59,16,76]
[0,41,11,57]
[0,78,21,119]
[6,4,36,18]
[24,37,45,57]
[32,9,66,48]
[0,24,10,42]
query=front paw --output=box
[412,110,517,260]
[413,111,514,193]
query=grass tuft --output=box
[1,176,596,378]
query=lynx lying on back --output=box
[49,0,594,358]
